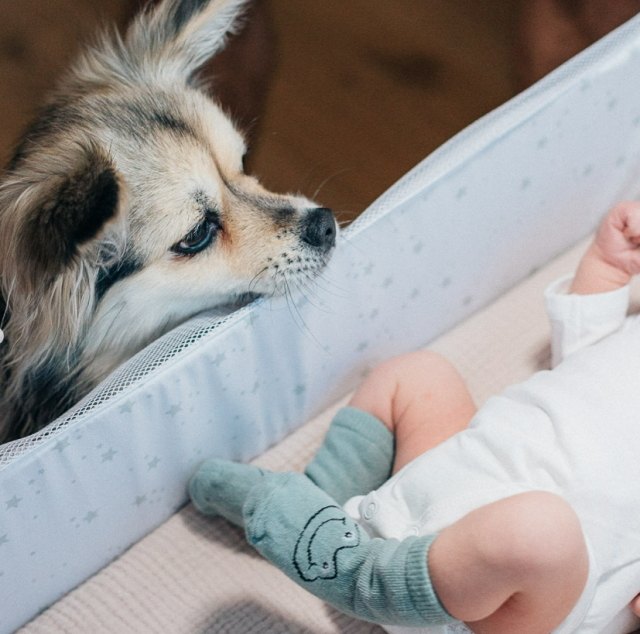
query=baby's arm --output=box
[570,201,640,295]
[545,202,640,366]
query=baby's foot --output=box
[189,459,268,527]
[304,407,395,504]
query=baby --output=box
[189,201,640,634]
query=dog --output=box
[0,0,337,443]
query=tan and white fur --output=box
[0,0,337,443]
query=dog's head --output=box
[0,0,337,440]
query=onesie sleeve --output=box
[544,273,630,367]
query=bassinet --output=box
[4,11,640,634]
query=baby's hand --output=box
[570,201,640,294]
[592,201,640,277]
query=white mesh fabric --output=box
[0,307,240,469]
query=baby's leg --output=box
[429,491,590,634]
[304,407,396,505]
[349,350,477,473]
[304,350,474,503]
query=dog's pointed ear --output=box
[126,0,250,79]
[15,143,121,281]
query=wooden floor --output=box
[0,0,520,225]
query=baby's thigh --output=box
[350,351,477,471]
[349,351,474,429]
[428,491,589,634]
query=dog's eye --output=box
[172,218,219,256]
[241,150,250,173]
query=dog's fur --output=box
[0,0,337,443]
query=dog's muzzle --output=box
[301,207,337,252]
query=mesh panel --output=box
[0,304,247,470]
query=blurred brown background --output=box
[0,0,639,226]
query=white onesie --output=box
[345,275,640,634]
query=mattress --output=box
[5,11,640,633]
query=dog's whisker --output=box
[300,270,350,312]
[296,259,349,297]
[292,281,335,315]
[280,273,327,351]
[293,263,346,304]
[292,276,325,306]
[286,277,325,312]
[311,167,354,202]
[248,265,270,295]
[302,266,348,298]
[335,230,368,259]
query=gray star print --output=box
[212,352,226,367]
[5,495,22,510]
[54,439,70,452]
[84,510,98,523]
[101,448,117,462]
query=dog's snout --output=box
[301,207,336,250]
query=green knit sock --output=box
[243,470,456,627]
[189,460,455,626]
[189,459,267,527]
[304,407,395,505]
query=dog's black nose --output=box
[301,207,336,250]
